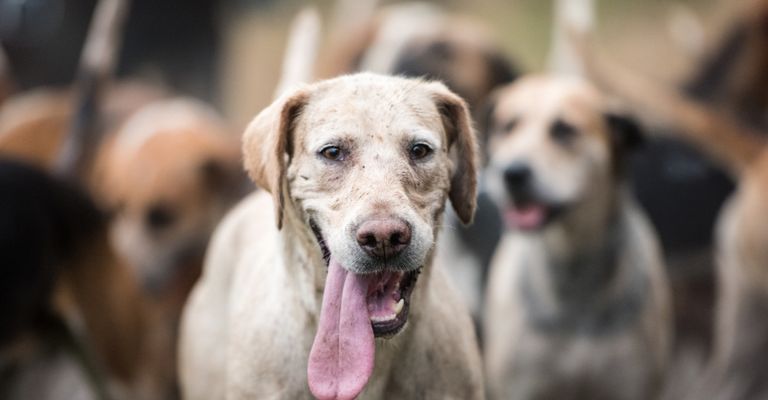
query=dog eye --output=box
[503,118,519,133]
[319,146,344,161]
[551,119,577,142]
[410,143,433,160]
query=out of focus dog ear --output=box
[606,112,644,152]
[428,82,479,225]
[476,90,500,163]
[242,88,310,229]
[605,112,644,176]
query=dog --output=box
[320,2,517,127]
[179,73,484,399]
[320,2,517,327]
[0,92,244,306]
[482,75,671,400]
[0,47,12,105]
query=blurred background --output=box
[0,0,729,127]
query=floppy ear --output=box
[605,112,644,153]
[429,83,479,225]
[605,112,644,175]
[242,88,310,229]
[476,90,500,164]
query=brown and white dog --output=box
[482,75,671,400]
[95,98,245,299]
[179,73,484,399]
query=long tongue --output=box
[308,258,374,400]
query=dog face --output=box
[485,75,641,232]
[244,73,477,337]
[97,100,245,294]
[392,28,518,115]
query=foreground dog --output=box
[321,2,517,326]
[179,73,484,399]
[483,75,671,400]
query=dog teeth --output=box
[394,299,404,314]
[371,314,396,323]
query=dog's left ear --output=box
[429,82,479,225]
[242,88,310,229]
[605,112,644,177]
[606,112,644,154]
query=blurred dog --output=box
[95,98,245,303]
[570,26,768,399]
[705,150,768,399]
[0,12,244,400]
[0,47,12,104]
[0,157,149,400]
[321,2,517,134]
[482,75,671,400]
[179,73,484,400]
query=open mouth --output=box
[307,218,423,400]
[309,219,420,337]
[504,200,562,231]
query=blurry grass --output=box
[219,0,730,129]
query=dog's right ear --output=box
[476,91,500,163]
[428,82,479,226]
[243,88,310,229]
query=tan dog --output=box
[179,73,484,399]
[482,75,671,400]
[95,99,244,297]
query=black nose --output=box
[356,218,412,260]
[503,163,532,191]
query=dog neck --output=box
[518,188,648,336]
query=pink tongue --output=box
[505,204,545,230]
[308,258,374,400]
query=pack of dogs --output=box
[1,0,767,399]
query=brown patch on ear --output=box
[242,89,310,229]
[430,83,479,225]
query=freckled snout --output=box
[355,218,412,260]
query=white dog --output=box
[179,73,484,399]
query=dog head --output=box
[97,99,246,296]
[485,75,642,232]
[391,22,518,116]
[244,73,477,400]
